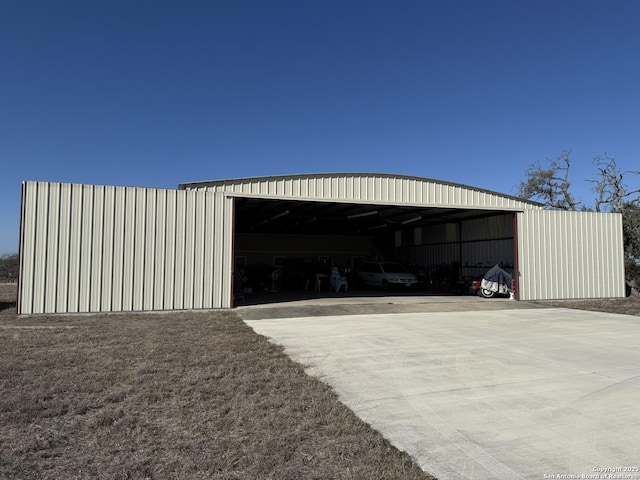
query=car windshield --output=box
[380,262,409,273]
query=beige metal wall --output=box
[517,209,625,300]
[19,181,234,314]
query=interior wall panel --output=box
[461,215,512,241]
[18,181,233,314]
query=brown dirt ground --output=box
[2,282,638,480]
[0,282,17,313]
[537,289,640,316]
[0,283,434,480]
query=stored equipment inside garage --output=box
[229,196,516,296]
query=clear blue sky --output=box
[1,0,638,255]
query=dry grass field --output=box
[0,282,16,313]
[0,284,433,480]
[2,282,639,480]
[541,289,640,316]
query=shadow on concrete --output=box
[237,287,464,306]
[235,288,536,320]
[0,301,16,313]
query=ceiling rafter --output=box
[233,197,510,235]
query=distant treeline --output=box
[0,253,18,283]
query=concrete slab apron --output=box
[245,308,640,480]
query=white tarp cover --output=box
[480,264,512,294]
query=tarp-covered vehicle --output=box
[478,264,512,298]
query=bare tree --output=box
[517,150,581,210]
[622,202,640,256]
[0,253,19,282]
[585,155,640,288]
[517,152,640,290]
[620,201,640,289]
[589,155,640,213]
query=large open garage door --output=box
[232,196,517,303]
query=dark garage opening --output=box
[232,197,515,304]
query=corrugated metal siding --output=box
[517,210,625,300]
[461,215,513,241]
[398,243,460,267]
[186,174,540,211]
[18,181,234,314]
[461,239,513,268]
[394,220,513,270]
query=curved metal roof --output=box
[179,172,541,209]
[179,173,542,235]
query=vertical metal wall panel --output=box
[90,186,104,312]
[33,182,49,313]
[152,189,166,310]
[220,195,234,306]
[121,188,135,311]
[163,189,177,310]
[18,181,233,314]
[143,188,156,311]
[173,191,186,310]
[182,191,196,309]
[111,187,126,311]
[132,188,146,311]
[524,211,539,298]
[192,190,205,308]
[101,186,115,312]
[44,184,60,313]
[79,185,94,313]
[202,192,216,308]
[19,183,35,314]
[197,190,208,308]
[17,185,28,314]
[185,190,202,307]
[175,189,187,306]
[67,185,82,312]
[55,184,71,311]
[518,210,625,300]
[212,192,225,308]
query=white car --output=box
[357,262,418,290]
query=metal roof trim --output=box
[178,172,543,207]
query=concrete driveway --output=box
[242,303,640,480]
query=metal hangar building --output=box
[18,173,625,314]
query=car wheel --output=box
[480,288,495,298]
